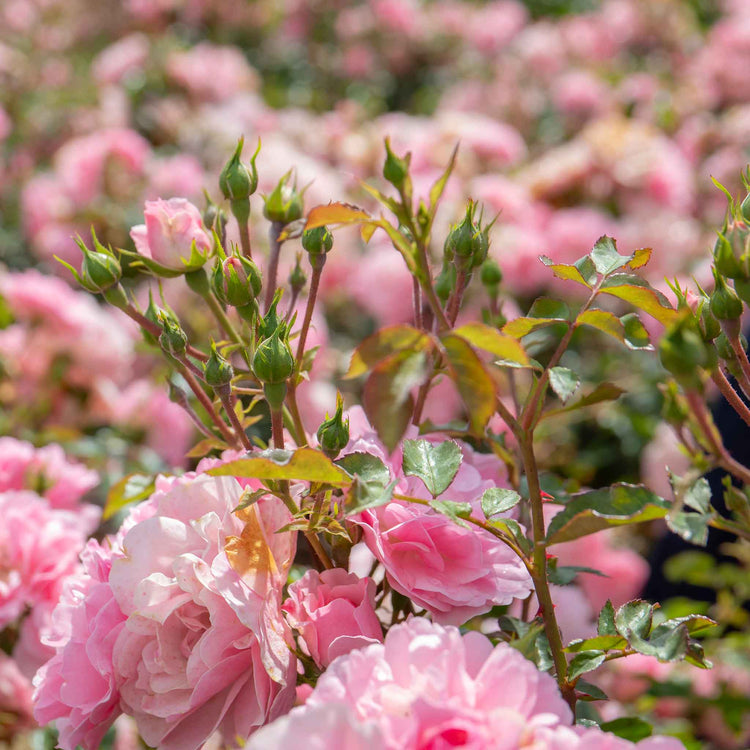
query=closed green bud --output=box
[713,231,743,279]
[734,276,750,307]
[212,254,262,308]
[659,315,716,388]
[219,138,259,202]
[158,313,187,356]
[302,225,333,256]
[80,247,122,293]
[204,342,234,388]
[435,265,456,303]
[661,381,688,426]
[383,137,410,190]
[716,331,743,379]
[258,289,283,340]
[700,302,721,341]
[480,258,503,288]
[202,191,227,238]
[263,170,304,224]
[710,269,744,321]
[445,203,478,261]
[253,326,294,385]
[317,393,349,458]
[289,253,306,293]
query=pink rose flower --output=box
[130,197,211,270]
[92,33,149,86]
[108,474,297,750]
[0,652,35,740]
[531,723,685,749]
[0,437,98,511]
[33,539,127,750]
[253,618,572,749]
[0,491,88,630]
[283,568,383,668]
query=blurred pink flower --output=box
[0,491,89,630]
[0,437,98,510]
[92,33,149,86]
[130,197,211,270]
[145,154,205,201]
[0,652,35,739]
[167,43,258,102]
[283,568,382,668]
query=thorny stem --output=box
[728,332,750,390]
[178,365,237,447]
[446,268,468,326]
[711,368,750,429]
[265,221,285,312]
[518,435,576,712]
[239,221,253,261]
[295,261,324,367]
[217,387,252,451]
[412,276,423,330]
[685,390,750,486]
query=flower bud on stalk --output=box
[263,171,305,225]
[480,258,503,300]
[435,265,456,303]
[219,138,259,226]
[710,269,744,339]
[445,202,490,272]
[158,312,188,357]
[715,331,744,380]
[253,326,294,411]
[383,137,410,192]
[211,254,262,309]
[289,253,307,294]
[317,393,349,459]
[713,231,743,279]
[204,342,234,389]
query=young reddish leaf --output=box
[304,202,372,231]
[345,325,433,379]
[441,333,497,434]
[628,247,652,270]
[363,349,430,452]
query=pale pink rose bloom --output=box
[109,474,297,750]
[543,207,618,265]
[33,538,128,750]
[437,111,527,165]
[92,33,149,86]
[553,70,610,115]
[532,723,685,749]
[0,491,88,630]
[283,569,382,668]
[466,1,527,56]
[371,0,422,37]
[54,128,150,206]
[130,197,211,270]
[0,651,35,737]
[0,437,98,510]
[303,618,572,748]
[167,43,258,102]
[248,703,386,750]
[641,422,692,500]
[20,174,72,239]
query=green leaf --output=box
[546,484,670,545]
[684,477,712,513]
[568,650,606,681]
[345,325,432,379]
[548,564,605,586]
[336,452,391,486]
[621,313,652,350]
[577,309,625,343]
[597,601,618,636]
[429,143,459,210]
[615,600,654,641]
[104,473,155,520]
[441,333,497,434]
[207,447,352,485]
[429,498,473,528]
[574,255,599,285]
[543,383,625,419]
[666,512,710,546]
[529,297,570,320]
[600,717,653,743]
[566,634,627,653]
[549,366,580,403]
[576,679,608,701]
[590,236,630,276]
[600,274,677,325]
[540,256,592,287]
[639,621,688,662]
[363,349,429,452]
[453,322,530,366]
[502,316,566,339]
[233,489,267,512]
[402,439,462,497]
[481,487,521,517]
[344,476,397,515]
[489,517,532,554]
